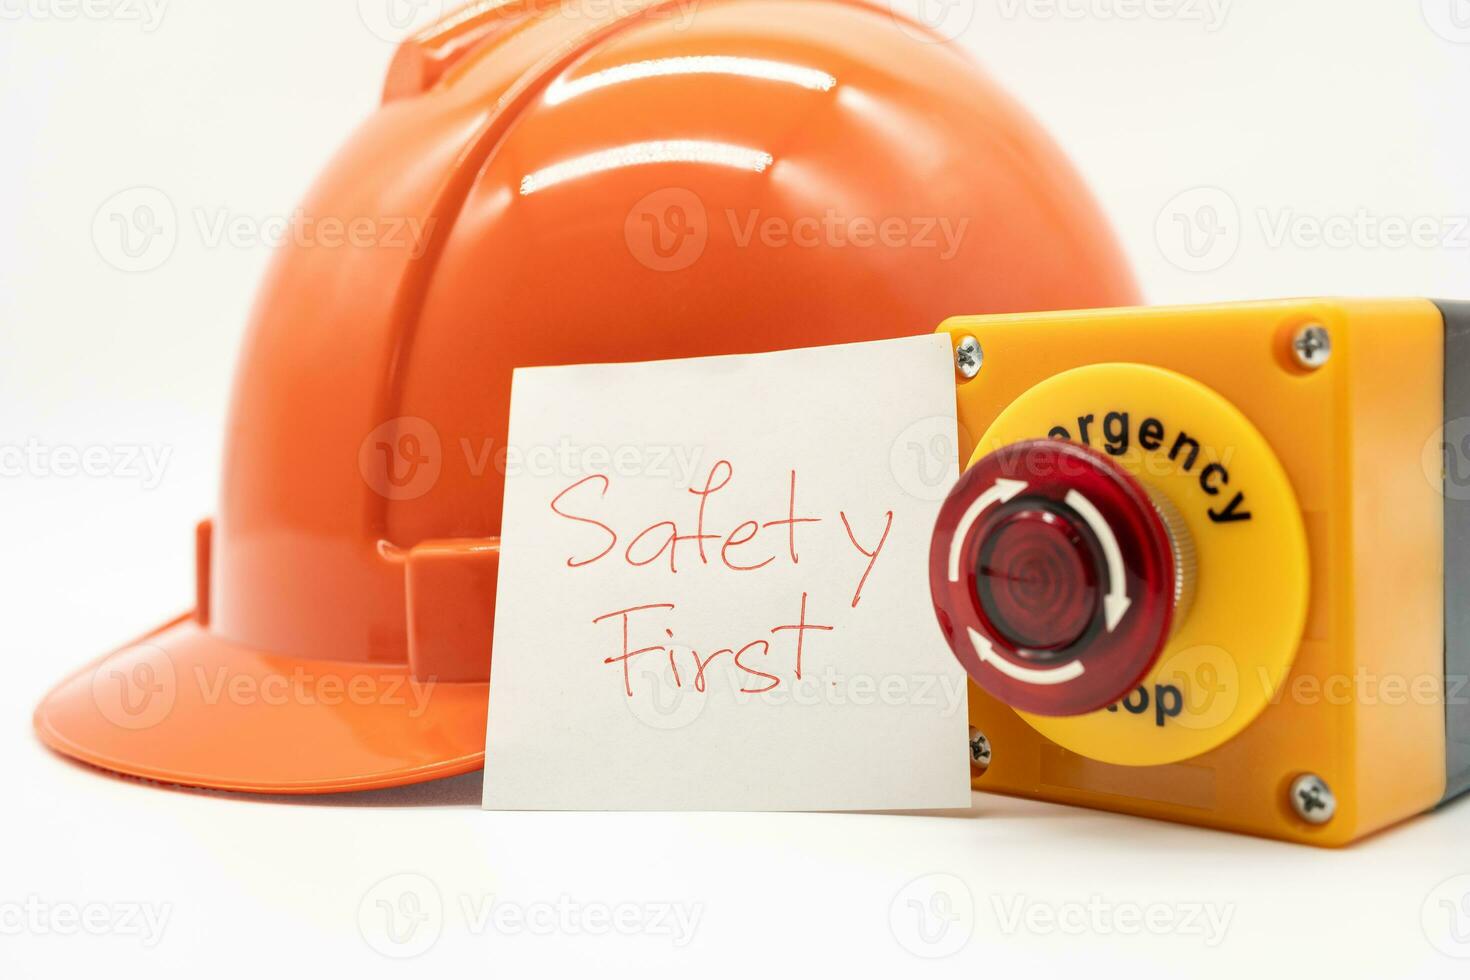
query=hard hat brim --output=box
[33,614,487,794]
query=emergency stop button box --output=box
[932,298,1470,846]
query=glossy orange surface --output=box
[36,0,1137,793]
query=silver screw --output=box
[968,727,992,771]
[1289,773,1336,824]
[1291,324,1332,370]
[955,336,983,379]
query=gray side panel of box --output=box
[1440,300,1470,803]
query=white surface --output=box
[3,1,1470,976]
[486,337,968,811]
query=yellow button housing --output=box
[939,299,1448,846]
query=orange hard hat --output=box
[35,0,1138,793]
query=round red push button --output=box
[975,505,1100,654]
[930,439,1182,716]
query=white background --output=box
[3,0,1470,976]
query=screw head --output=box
[1289,773,1336,824]
[1291,324,1332,370]
[968,727,992,771]
[955,336,983,379]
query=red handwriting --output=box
[592,603,676,697]
[763,470,822,565]
[689,460,732,564]
[720,520,771,572]
[550,475,616,568]
[548,461,886,583]
[768,592,834,680]
[839,510,893,608]
[594,596,833,697]
[561,460,891,702]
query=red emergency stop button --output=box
[930,439,1186,716]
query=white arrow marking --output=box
[1064,489,1131,631]
[968,628,1085,685]
[947,478,1028,583]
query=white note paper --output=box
[483,335,970,811]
